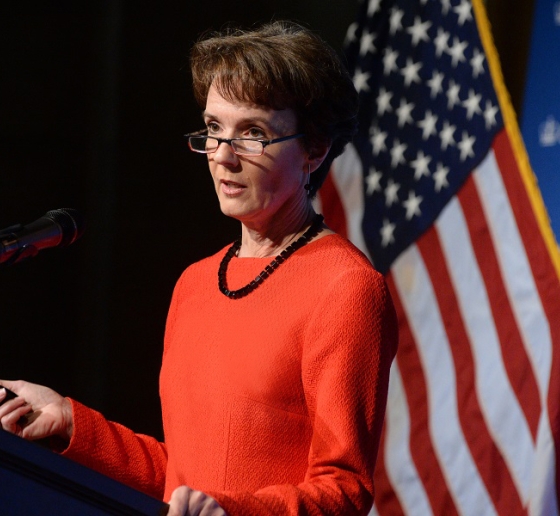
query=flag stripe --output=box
[386,272,460,516]
[371,383,406,516]
[475,135,552,400]
[458,170,542,440]
[474,1,560,509]
[435,191,535,502]
[381,362,432,515]
[326,143,370,257]
[317,173,348,239]
[416,224,524,513]
[490,131,560,513]
[392,246,497,515]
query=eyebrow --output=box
[202,112,276,128]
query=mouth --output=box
[220,179,246,196]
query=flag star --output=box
[439,121,457,150]
[540,117,559,145]
[401,58,423,87]
[433,162,450,192]
[382,47,399,76]
[384,179,401,206]
[380,219,396,247]
[470,48,485,78]
[389,7,405,35]
[360,30,377,56]
[367,0,382,16]
[446,80,461,110]
[370,125,388,155]
[454,0,473,26]
[434,28,450,57]
[344,22,359,45]
[406,16,432,46]
[403,191,423,220]
[410,150,431,180]
[458,131,476,161]
[366,167,383,195]
[462,89,482,120]
[417,110,439,140]
[390,139,408,168]
[447,37,468,67]
[427,70,444,98]
[377,87,394,116]
[353,68,371,93]
[484,100,499,129]
[396,98,416,128]
[441,0,452,15]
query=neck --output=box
[238,205,317,258]
[218,214,325,299]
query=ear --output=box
[306,142,331,173]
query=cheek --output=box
[255,170,296,200]
[274,166,305,196]
[265,154,304,190]
[207,161,219,184]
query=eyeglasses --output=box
[185,131,305,157]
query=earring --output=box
[304,163,312,196]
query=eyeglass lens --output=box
[189,136,263,156]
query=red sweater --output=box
[63,234,398,515]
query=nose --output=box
[212,140,239,167]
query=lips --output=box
[220,179,246,196]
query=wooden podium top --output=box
[0,429,168,515]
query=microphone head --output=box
[45,208,86,247]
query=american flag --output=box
[318,0,560,514]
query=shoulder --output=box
[293,234,392,312]
[301,235,398,362]
[301,234,382,282]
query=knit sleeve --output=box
[208,267,398,515]
[61,399,168,500]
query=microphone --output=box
[0,208,85,265]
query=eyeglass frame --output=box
[185,130,305,157]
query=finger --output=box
[189,491,209,513]
[0,380,17,393]
[0,394,27,418]
[198,496,226,516]
[188,490,225,516]
[167,486,191,516]
[0,386,17,404]
[0,403,33,435]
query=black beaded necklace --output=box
[218,214,324,299]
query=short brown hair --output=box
[190,21,359,197]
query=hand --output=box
[167,486,227,516]
[0,379,73,443]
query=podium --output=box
[0,429,168,515]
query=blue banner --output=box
[521,0,560,240]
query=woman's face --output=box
[203,84,309,230]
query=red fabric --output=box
[63,234,398,515]
[64,400,168,500]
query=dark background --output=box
[1,0,534,440]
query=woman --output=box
[0,21,398,516]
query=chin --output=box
[220,205,265,226]
[218,201,248,221]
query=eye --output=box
[206,122,220,135]
[247,127,265,139]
